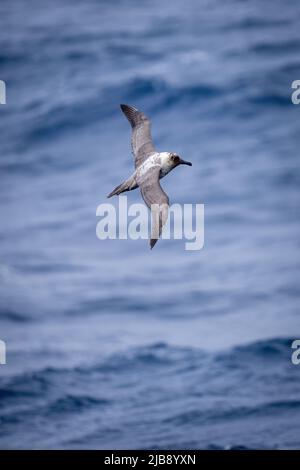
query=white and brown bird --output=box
[108,104,192,248]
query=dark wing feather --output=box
[120,104,156,168]
[137,166,169,249]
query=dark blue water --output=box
[0,0,300,449]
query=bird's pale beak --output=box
[179,158,192,166]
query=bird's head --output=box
[170,153,192,167]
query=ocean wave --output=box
[1,0,300,450]
[0,337,298,448]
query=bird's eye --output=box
[173,156,180,163]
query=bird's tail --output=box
[107,175,137,198]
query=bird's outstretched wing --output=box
[120,104,156,168]
[137,166,169,249]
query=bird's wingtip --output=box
[120,103,138,112]
[120,104,140,127]
[150,239,158,249]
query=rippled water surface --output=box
[0,0,300,449]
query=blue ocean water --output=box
[0,0,300,449]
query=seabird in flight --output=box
[108,104,192,248]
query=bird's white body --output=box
[137,152,173,179]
